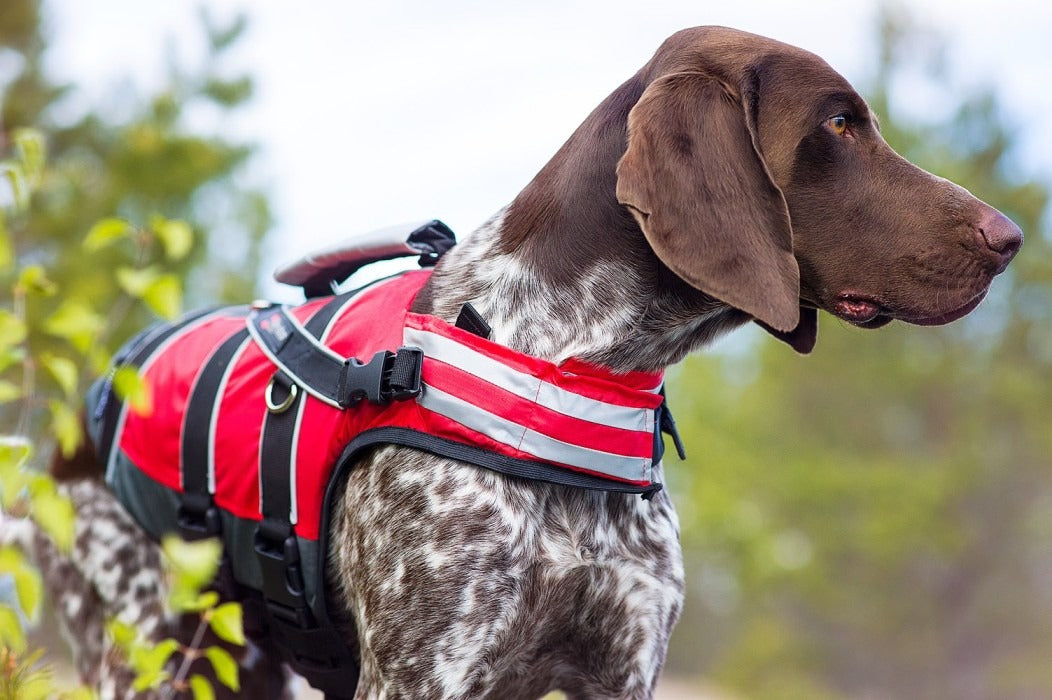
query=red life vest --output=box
[93,268,678,697]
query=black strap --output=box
[254,368,360,693]
[251,295,374,697]
[656,387,687,461]
[248,304,423,408]
[94,306,226,465]
[177,327,250,538]
[454,302,491,339]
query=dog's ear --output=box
[755,306,817,354]
[616,72,800,333]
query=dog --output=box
[21,26,1020,699]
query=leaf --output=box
[143,274,182,319]
[3,164,28,212]
[107,619,139,650]
[0,220,11,272]
[208,602,244,645]
[48,399,82,458]
[116,266,160,298]
[16,265,57,296]
[0,547,43,621]
[0,603,26,652]
[42,353,79,397]
[150,215,193,261]
[83,217,133,252]
[42,300,105,352]
[189,674,216,700]
[0,380,20,404]
[28,475,76,553]
[59,687,97,700]
[112,365,152,416]
[171,589,218,614]
[0,435,31,471]
[0,346,25,373]
[132,668,170,692]
[0,437,32,510]
[13,128,45,185]
[0,309,27,351]
[203,645,239,691]
[129,637,179,684]
[162,535,222,591]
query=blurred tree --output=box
[665,7,1052,700]
[0,0,272,430]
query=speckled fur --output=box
[24,26,1020,700]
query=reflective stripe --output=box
[404,327,655,434]
[207,336,251,494]
[287,394,307,525]
[418,384,651,483]
[105,309,230,484]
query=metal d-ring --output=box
[265,376,298,414]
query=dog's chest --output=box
[328,446,685,694]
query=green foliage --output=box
[107,537,244,697]
[0,0,272,435]
[0,4,262,693]
[667,8,1052,699]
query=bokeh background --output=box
[3,0,1050,697]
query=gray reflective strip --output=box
[207,336,252,494]
[404,327,655,434]
[418,384,651,482]
[287,395,307,525]
[105,310,229,484]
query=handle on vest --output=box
[273,219,457,298]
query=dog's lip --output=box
[897,290,988,326]
[832,295,883,325]
[830,290,987,328]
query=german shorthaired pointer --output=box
[14,26,1021,699]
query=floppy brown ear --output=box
[616,72,801,332]
[755,306,818,354]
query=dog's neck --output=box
[417,79,749,374]
[420,211,745,374]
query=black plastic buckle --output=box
[177,492,222,540]
[384,346,423,401]
[253,522,314,628]
[338,347,423,407]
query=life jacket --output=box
[87,224,684,698]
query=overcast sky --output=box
[43,0,1052,299]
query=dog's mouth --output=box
[832,290,988,328]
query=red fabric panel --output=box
[120,315,245,491]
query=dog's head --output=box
[616,26,1022,353]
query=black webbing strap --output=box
[655,387,687,463]
[248,304,423,408]
[177,328,250,539]
[250,292,414,697]
[255,370,309,619]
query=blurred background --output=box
[2,0,1050,697]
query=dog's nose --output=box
[978,208,1023,272]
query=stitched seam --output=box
[516,378,543,452]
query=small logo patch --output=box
[259,310,291,349]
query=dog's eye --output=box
[828,114,849,136]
